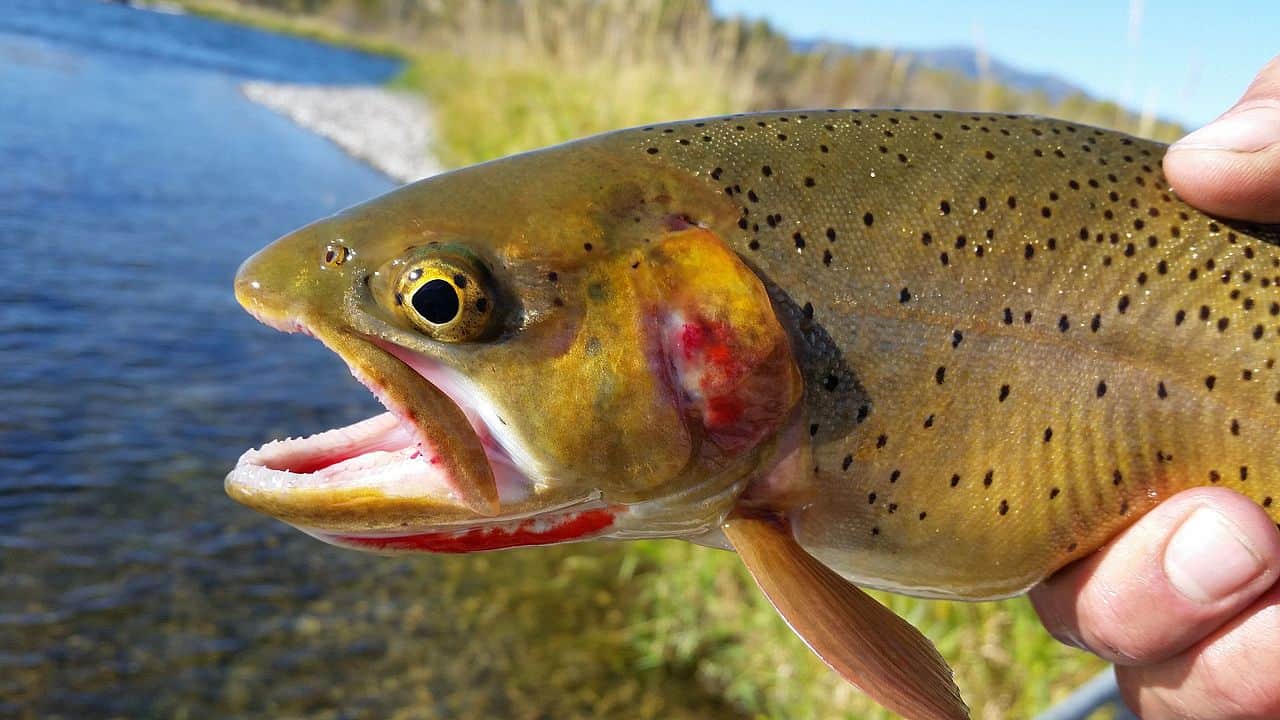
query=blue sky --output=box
[712,0,1278,129]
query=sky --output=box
[711,0,1279,129]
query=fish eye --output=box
[395,253,496,342]
[411,278,460,325]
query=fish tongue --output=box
[723,514,969,720]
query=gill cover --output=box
[643,226,803,454]
[570,223,804,499]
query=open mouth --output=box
[225,331,621,553]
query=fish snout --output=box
[234,228,337,333]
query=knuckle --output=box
[1245,54,1280,102]
[1198,606,1280,718]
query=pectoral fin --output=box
[723,515,968,720]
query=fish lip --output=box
[225,317,569,534]
[311,500,624,554]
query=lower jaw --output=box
[314,505,623,553]
[225,409,556,531]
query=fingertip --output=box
[1032,489,1280,665]
[1162,493,1277,605]
[1164,54,1280,223]
[1168,488,1280,568]
[1164,143,1280,223]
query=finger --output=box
[1030,488,1280,665]
[1118,582,1280,720]
[1163,54,1280,222]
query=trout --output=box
[227,110,1280,719]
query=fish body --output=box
[228,110,1280,718]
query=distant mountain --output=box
[793,39,1085,103]
[909,47,1082,102]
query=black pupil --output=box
[411,278,460,325]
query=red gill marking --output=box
[678,322,706,362]
[706,395,745,427]
[676,320,749,428]
[333,508,617,553]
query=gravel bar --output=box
[242,81,441,183]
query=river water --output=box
[0,3,699,719]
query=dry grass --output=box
[397,0,783,166]
[399,0,1182,165]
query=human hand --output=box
[1030,56,1280,719]
[1163,55,1280,222]
[1031,490,1280,718]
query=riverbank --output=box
[168,0,404,57]
[242,81,440,183]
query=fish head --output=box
[227,141,805,553]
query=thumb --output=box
[1164,55,1280,223]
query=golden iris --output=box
[396,254,494,342]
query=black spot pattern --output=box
[629,110,1280,592]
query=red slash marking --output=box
[334,508,617,553]
[677,320,749,427]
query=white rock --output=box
[242,81,441,183]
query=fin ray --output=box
[724,515,968,720]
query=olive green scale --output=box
[607,110,1280,599]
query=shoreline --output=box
[165,1,439,184]
[168,0,405,58]
[242,81,441,184]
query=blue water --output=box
[0,1,397,514]
[0,2,419,715]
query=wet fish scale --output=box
[613,110,1280,599]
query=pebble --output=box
[242,81,441,183]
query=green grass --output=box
[384,539,1107,719]
[395,51,751,168]
[391,1,780,167]
[618,541,1109,719]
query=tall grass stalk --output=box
[401,0,783,165]
[398,0,1182,168]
